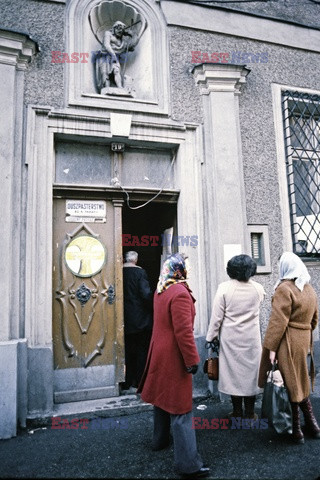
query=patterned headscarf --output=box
[157,253,189,294]
[274,251,311,292]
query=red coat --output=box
[138,283,200,414]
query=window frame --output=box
[272,84,320,263]
[248,224,272,274]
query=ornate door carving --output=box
[52,198,124,402]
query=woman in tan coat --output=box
[258,252,319,444]
[206,254,265,419]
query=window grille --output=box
[282,90,320,258]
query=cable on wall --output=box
[114,152,177,210]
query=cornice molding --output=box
[0,30,38,70]
[193,63,250,95]
[161,1,320,54]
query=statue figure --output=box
[89,1,147,98]
[96,20,139,95]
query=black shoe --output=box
[292,436,305,445]
[180,467,210,478]
[151,441,170,451]
[120,382,130,390]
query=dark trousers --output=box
[153,406,203,475]
[124,330,151,388]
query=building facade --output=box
[1,0,320,439]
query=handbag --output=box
[261,363,292,434]
[203,340,219,381]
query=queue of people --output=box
[123,250,320,479]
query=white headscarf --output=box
[274,251,311,292]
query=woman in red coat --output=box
[138,254,209,479]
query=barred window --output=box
[282,91,320,258]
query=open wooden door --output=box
[52,198,124,403]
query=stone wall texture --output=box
[1,0,65,107]
[168,26,320,331]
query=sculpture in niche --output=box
[89,0,147,97]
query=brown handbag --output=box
[207,356,219,380]
[203,340,219,380]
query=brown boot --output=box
[299,397,320,439]
[290,402,304,444]
[244,396,258,420]
[229,396,243,418]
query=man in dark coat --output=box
[122,251,153,392]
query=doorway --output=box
[121,200,177,391]
[122,201,177,292]
[52,195,177,402]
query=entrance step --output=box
[26,394,153,429]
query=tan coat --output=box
[206,279,265,396]
[258,280,318,402]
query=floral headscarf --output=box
[157,253,189,294]
[274,251,311,292]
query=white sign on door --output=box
[66,200,107,222]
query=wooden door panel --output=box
[52,198,123,401]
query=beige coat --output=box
[258,280,318,402]
[206,279,265,396]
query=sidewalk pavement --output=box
[1,342,320,480]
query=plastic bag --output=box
[261,363,292,434]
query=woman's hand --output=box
[205,337,219,350]
[186,365,198,374]
[269,350,277,364]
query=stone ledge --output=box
[26,394,153,428]
[26,391,213,429]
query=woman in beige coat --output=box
[258,252,319,444]
[206,254,265,419]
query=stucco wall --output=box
[168,26,320,332]
[1,0,65,107]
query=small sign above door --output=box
[66,200,107,223]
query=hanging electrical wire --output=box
[118,152,177,210]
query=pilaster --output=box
[0,29,37,439]
[193,63,250,305]
[0,30,37,341]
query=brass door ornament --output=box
[65,235,106,277]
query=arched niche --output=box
[66,0,170,114]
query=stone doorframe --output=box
[24,105,207,417]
